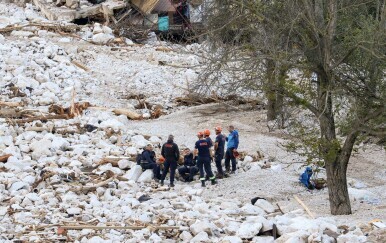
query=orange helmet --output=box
[158,156,165,163]
[203,129,210,136]
[197,131,204,137]
[215,126,222,132]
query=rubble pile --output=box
[0,2,385,243]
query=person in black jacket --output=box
[178,148,198,182]
[161,135,180,187]
[139,144,161,180]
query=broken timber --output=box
[31,0,127,22]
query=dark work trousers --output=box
[178,166,199,180]
[215,152,224,175]
[161,160,178,183]
[197,157,215,181]
[225,148,237,172]
[141,163,161,180]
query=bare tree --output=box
[196,0,386,215]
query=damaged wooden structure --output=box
[31,0,206,42]
[31,0,127,22]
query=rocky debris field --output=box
[1,2,386,243]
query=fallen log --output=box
[10,115,69,124]
[112,108,142,120]
[71,60,89,72]
[75,177,115,194]
[0,23,80,33]
[59,225,182,230]
[0,101,24,107]
[294,195,315,219]
[0,154,12,163]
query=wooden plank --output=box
[294,195,315,219]
[131,0,159,14]
[60,225,181,230]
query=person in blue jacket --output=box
[178,148,198,182]
[225,125,239,174]
[299,167,314,189]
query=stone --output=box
[337,232,366,243]
[118,159,130,170]
[137,169,154,183]
[9,181,29,192]
[240,204,265,215]
[67,207,82,215]
[131,135,149,148]
[191,231,209,243]
[254,199,275,213]
[65,0,79,9]
[149,233,162,242]
[251,236,274,243]
[224,221,241,235]
[124,165,143,181]
[244,156,253,163]
[92,33,114,45]
[180,231,193,242]
[190,220,213,236]
[126,146,138,155]
[222,236,243,243]
[236,222,262,239]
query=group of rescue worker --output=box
[137,125,239,187]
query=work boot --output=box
[230,171,236,174]
[201,181,206,187]
[160,180,164,186]
[170,183,175,188]
[216,174,224,179]
[211,179,217,185]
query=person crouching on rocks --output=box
[139,144,161,181]
[178,148,199,182]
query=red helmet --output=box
[203,129,211,136]
[215,126,222,132]
[197,131,204,137]
[158,156,165,163]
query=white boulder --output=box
[137,169,154,183]
[124,165,143,181]
[236,222,262,239]
[254,199,275,213]
[191,232,209,243]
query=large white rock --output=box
[51,137,70,151]
[240,204,265,215]
[1,135,13,146]
[137,169,154,183]
[190,220,212,236]
[92,33,114,45]
[9,181,29,192]
[190,231,209,243]
[124,165,143,181]
[149,136,161,144]
[348,188,378,202]
[224,221,241,235]
[222,236,243,243]
[236,222,262,239]
[252,236,274,243]
[131,135,149,148]
[125,146,138,155]
[244,156,253,163]
[254,199,275,213]
[337,232,366,243]
[149,233,162,243]
[67,207,82,215]
[30,138,52,159]
[179,231,193,242]
[118,159,131,170]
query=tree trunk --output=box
[266,59,277,121]
[317,72,352,215]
